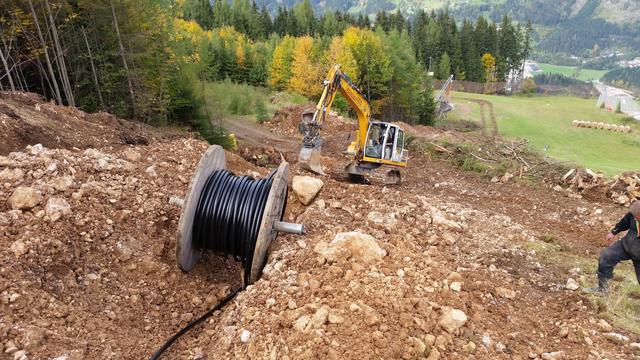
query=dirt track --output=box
[1,96,638,359]
[458,97,499,138]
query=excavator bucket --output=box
[299,146,325,175]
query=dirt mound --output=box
[562,168,640,205]
[1,101,637,360]
[0,92,156,155]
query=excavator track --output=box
[330,160,401,185]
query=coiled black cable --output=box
[150,169,282,359]
[193,169,275,284]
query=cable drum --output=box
[192,169,282,284]
[153,146,304,359]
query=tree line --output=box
[1,0,531,129]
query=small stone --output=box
[292,176,324,205]
[293,315,310,332]
[426,348,440,360]
[603,332,629,344]
[287,299,297,310]
[565,278,579,291]
[558,327,569,338]
[463,341,476,353]
[363,307,380,326]
[315,232,386,264]
[8,187,42,210]
[317,199,326,210]
[630,343,640,352]
[240,329,250,342]
[349,303,361,312]
[425,334,436,346]
[495,287,516,299]
[450,282,462,292]
[410,337,426,354]
[45,197,71,221]
[541,351,564,360]
[306,305,330,330]
[258,297,273,308]
[328,311,344,324]
[597,319,612,332]
[9,293,20,303]
[13,350,26,360]
[446,272,462,281]
[122,149,142,162]
[10,240,27,257]
[191,296,202,306]
[4,341,18,354]
[439,308,467,333]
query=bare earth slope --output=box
[1,99,638,359]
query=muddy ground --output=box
[0,92,638,360]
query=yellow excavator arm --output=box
[299,64,370,173]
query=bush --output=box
[520,78,536,94]
[255,99,271,123]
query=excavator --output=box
[298,64,408,185]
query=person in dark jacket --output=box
[584,201,640,294]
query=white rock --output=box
[495,287,516,299]
[541,351,564,360]
[293,315,310,332]
[604,332,629,344]
[84,148,106,159]
[30,143,44,155]
[240,329,250,342]
[10,239,27,257]
[597,319,612,332]
[45,197,71,221]
[450,282,462,292]
[0,168,24,182]
[565,278,579,291]
[8,187,42,210]
[292,176,324,205]
[439,308,468,333]
[367,211,398,228]
[314,232,386,264]
[122,149,142,162]
[306,305,330,330]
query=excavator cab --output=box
[363,122,407,164]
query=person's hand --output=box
[604,232,615,246]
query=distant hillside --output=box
[256,0,640,55]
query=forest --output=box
[1,0,531,132]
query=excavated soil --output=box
[1,99,639,360]
[0,92,162,155]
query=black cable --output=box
[150,169,282,359]
[193,169,274,284]
[149,286,241,360]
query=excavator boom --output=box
[299,64,370,174]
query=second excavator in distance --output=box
[298,64,408,185]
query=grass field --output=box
[451,91,640,176]
[537,63,609,82]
